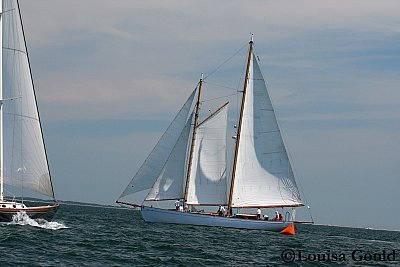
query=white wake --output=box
[10,211,68,230]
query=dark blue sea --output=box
[0,204,399,266]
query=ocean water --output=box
[0,204,399,266]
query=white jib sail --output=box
[186,103,228,205]
[146,113,193,201]
[118,89,196,201]
[2,0,53,197]
[231,53,302,207]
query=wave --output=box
[9,211,68,230]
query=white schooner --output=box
[118,37,310,235]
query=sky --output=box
[16,0,400,230]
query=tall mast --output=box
[0,0,4,202]
[184,74,203,202]
[227,37,253,215]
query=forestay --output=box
[231,53,302,207]
[146,113,193,201]
[118,89,196,201]
[2,0,53,198]
[186,103,228,206]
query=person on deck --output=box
[279,213,283,221]
[256,208,261,220]
[174,199,180,211]
[272,211,279,221]
[263,214,269,221]
[220,206,226,216]
[178,199,184,212]
[218,206,226,216]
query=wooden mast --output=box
[184,75,203,202]
[227,38,253,216]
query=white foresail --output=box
[2,0,54,197]
[146,113,193,201]
[231,53,302,207]
[118,89,196,201]
[186,103,228,205]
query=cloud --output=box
[23,1,399,120]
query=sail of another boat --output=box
[0,0,59,222]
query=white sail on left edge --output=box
[2,0,53,198]
[118,89,196,203]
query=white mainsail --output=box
[118,89,196,202]
[1,0,54,198]
[186,103,228,206]
[231,53,302,208]
[146,113,193,201]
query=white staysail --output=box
[231,53,302,207]
[1,0,54,198]
[186,103,228,206]
[146,113,193,201]
[118,89,196,201]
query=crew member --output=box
[256,208,261,220]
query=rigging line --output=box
[294,164,314,221]
[11,113,17,200]
[236,49,247,125]
[197,101,228,127]
[4,188,18,197]
[2,46,27,55]
[203,42,248,80]
[1,8,16,14]
[201,93,237,103]
[3,112,39,121]
[203,81,238,91]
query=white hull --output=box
[141,206,293,232]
